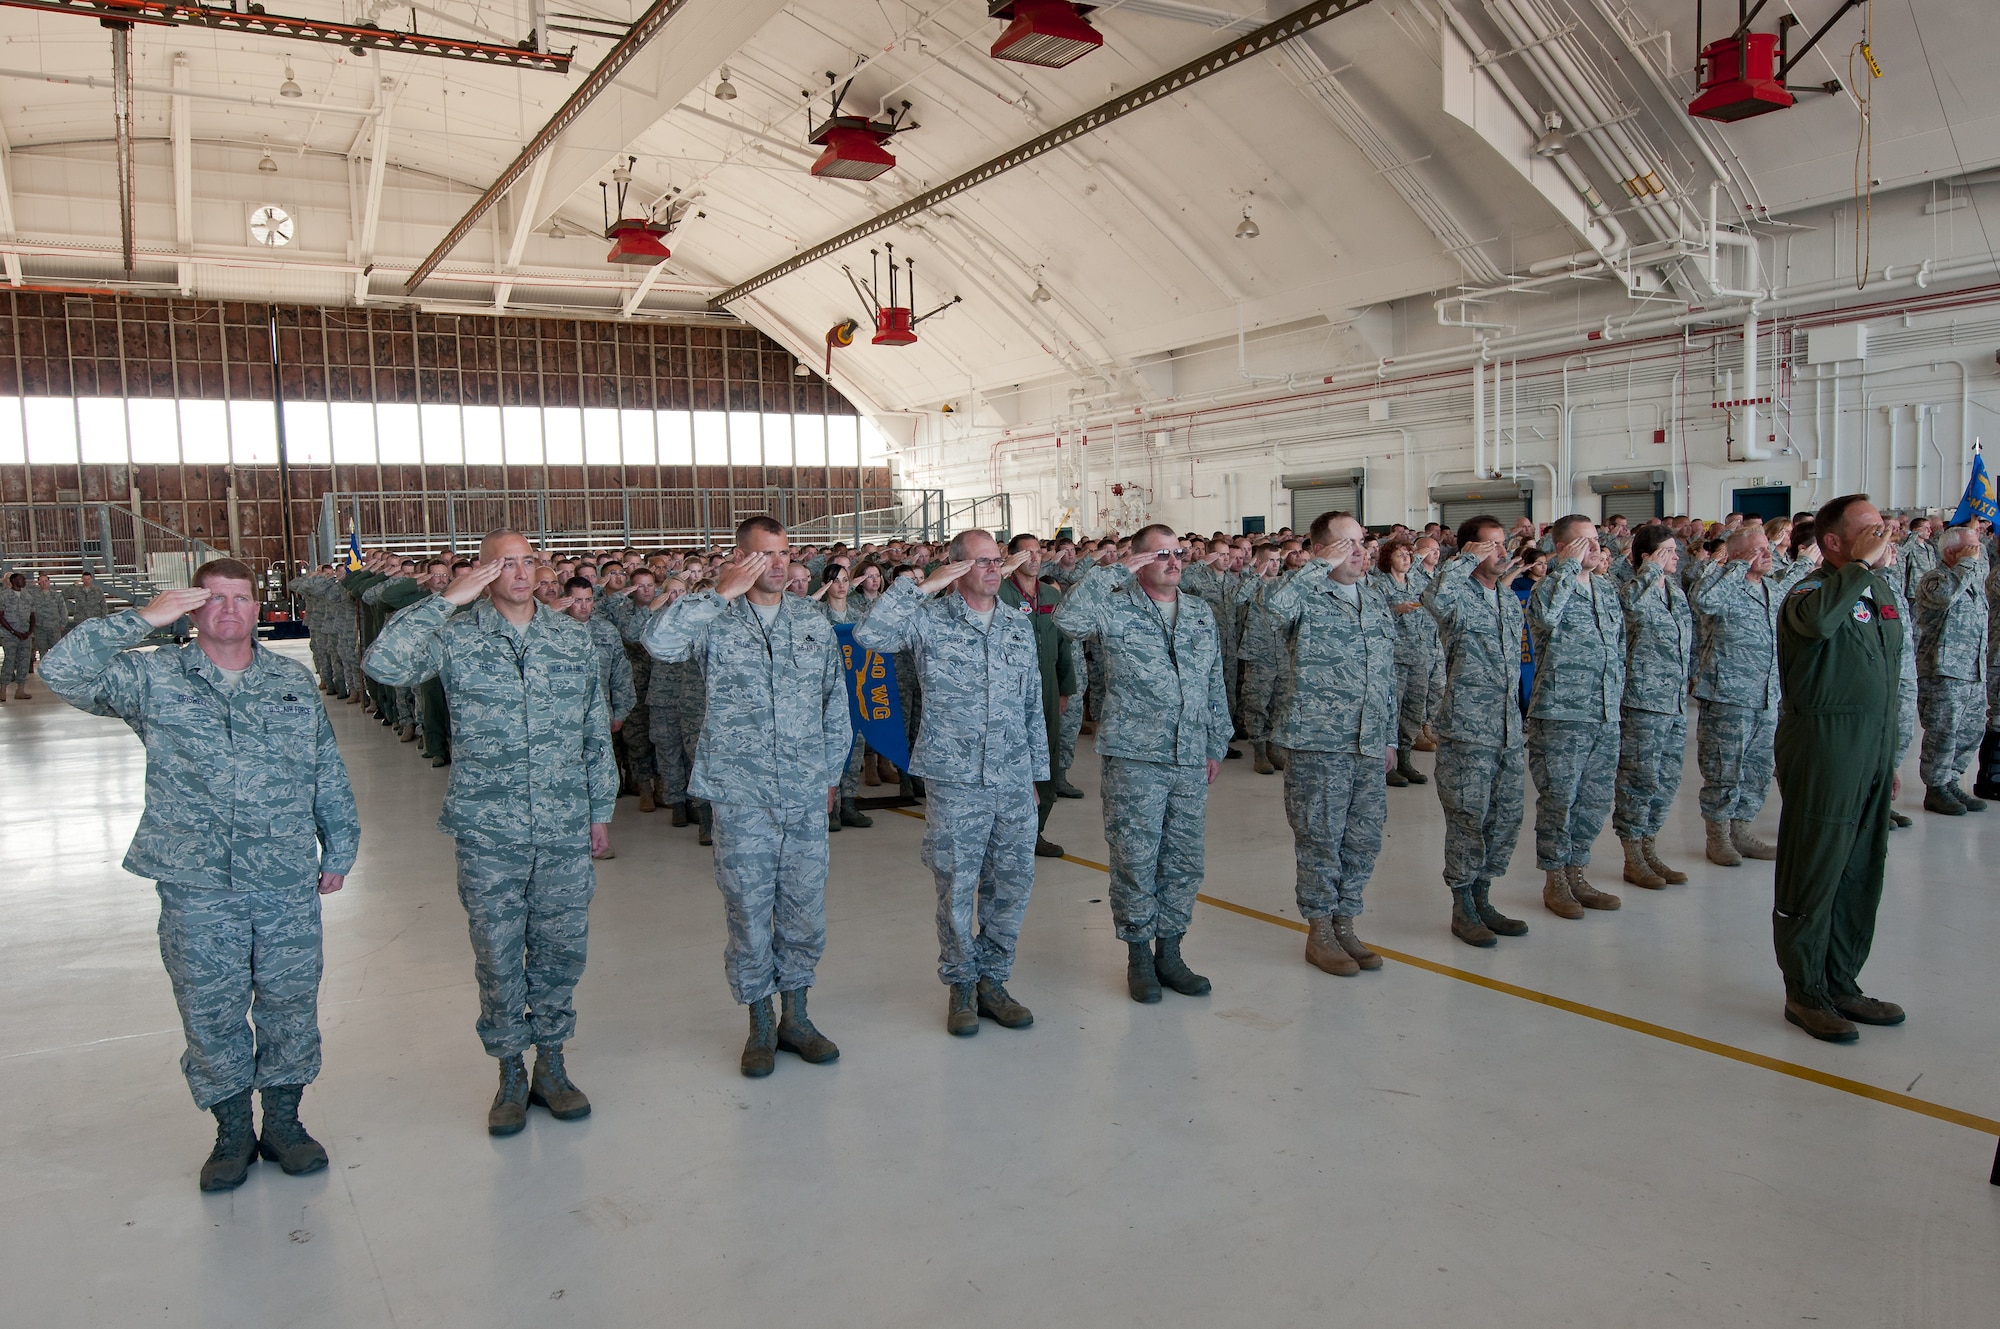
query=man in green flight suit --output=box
[1772,494,1908,1043]
[995,533,1076,858]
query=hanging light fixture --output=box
[279,66,303,98]
[1029,269,1053,303]
[257,146,278,174]
[1533,111,1571,158]
[713,66,738,101]
[547,219,568,240]
[1234,205,1259,240]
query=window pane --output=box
[228,401,277,464]
[860,417,890,463]
[178,401,229,464]
[501,406,543,465]
[794,414,826,467]
[761,414,794,466]
[827,415,859,467]
[728,411,761,466]
[282,401,330,465]
[376,402,421,464]
[692,411,729,465]
[330,402,377,464]
[0,397,22,464]
[544,407,584,465]
[25,397,79,463]
[619,409,655,466]
[463,406,503,465]
[583,408,621,465]
[79,398,129,464]
[126,400,179,463]
[420,404,462,464]
[658,411,693,465]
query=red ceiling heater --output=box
[1686,1,1859,123]
[600,156,698,264]
[989,2,1103,69]
[843,244,960,347]
[807,74,918,182]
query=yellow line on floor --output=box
[888,807,2000,1136]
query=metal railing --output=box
[0,502,221,598]
[317,486,1010,556]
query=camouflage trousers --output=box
[453,841,595,1057]
[330,629,360,697]
[155,881,323,1110]
[1395,651,1444,749]
[1057,649,1087,774]
[1917,676,1985,787]
[1281,748,1386,919]
[1219,639,1241,728]
[648,700,699,806]
[1613,709,1688,840]
[1100,755,1209,943]
[839,734,866,800]
[622,652,655,782]
[922,780,1039,985]
[1434,739,1525,893]
[1696,701,1777,823]
[393,685,417,728]
[419,677,451,762]
[308,627,335,689]
[1526,717,1619,870]
[1083,640,1107,721]
[1896,676,1917,768]
[1237,654,1287,742]
[710,801,829,1005]
[0,638,30,685]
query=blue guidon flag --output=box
[833,623,911,772]
[1951,442,1998,526]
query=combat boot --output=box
[1784,1000,1859,1043]
[863,755,883,787]
[741,998,777,1078]
[1395,748,1428,786]
[977,977,1035,1026]
[488,1054,529,1135]
[899,773,916,799]
[1705,819,1743,864]
[696,802,713,846]
[256,1085,328,1175]
[1565,864,1621,910]
[1950,783,1988,812]
[529,1045,591,1120]
[1385,762,1409,788]
[1890,810,1914,828]
[1268,745,1287,772]
[1450,888,1497,947]
[398,723,417,743]
[1304,917,1359,975]
[1620,837,1666,889]
[1055,775,1084,799]
[1253,742,1276,775]
[1153,934,1211,994]
[1126,940,1163,1002]
[1923,786,1965,815]
[198,1088,258,1192]
[1413,727,1438,753]
[946,982,979,1036]
[670,799,690,828]
[1730,821,1777,859]
[776,989,840,1064]
[1641,837,1688,885]
[1542,869,1585,920]
[1471,881,1527,936]
[1975,731,2000,801]
[1034,836,1065,858]
[839,797,873,828]
[638,782,656,813]
[1331,916,1382,969]
[828,806,842,833]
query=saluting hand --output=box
[1849,523,1892,569]
[138,586,212,628]
[1315,538,1355,571]
[1555,537,1593,566]
[919,560,977,594]
[999,550,1034,579]
[713,552,771,601]
[441,559,505,607]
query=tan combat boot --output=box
[1268,745,1287,772]
[1705,819,1742,866]
[1305,917,1359,975]
[1566,864,1621,910]
[638,781,656,813]
[1332,916,1382,970]
[1641,837,1688,884]
[1730,820,1776,860]
[1253,742,1276,775]
[1620,838,1666,889]
[1542,868,1584,920]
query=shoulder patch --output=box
[1790,580,1821,595]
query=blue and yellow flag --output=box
[346,532,363,571]
[1952,444,1997,526]
[833,623,910,772]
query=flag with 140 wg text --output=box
[833,623,910,772]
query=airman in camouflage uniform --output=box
[29,572,67,655]
[65,571,111,625]
[1882,565,1921,824]
[644,583,708,832]
[1372,551,1440,786]
[855,532,1048,1036]
[1054,526,1231,1004]
[1914,528,1989,812]
[0,572,35,697]
[1421,525,1530,946]
[1526,518,1627,918]
[1613,534,1697,890]
[364,532,616,1135]
[40,566,358,1191]
[286,569,332,691]
[644,517,850,1078]
[1261,513,1397,977]
[1234,549,1290,773]
[599,576,657,809]
[1180,549,1242,728]
[1689,530,1819,864]
[1898,518,1939,603]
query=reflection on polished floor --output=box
[3,643,1997,1328]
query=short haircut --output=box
[1007,532,1040,554]
[1455,515,1503,549]
[735,514,786,546]
[1814,493,1874,538]
[1787,518,1816,556]
[947,528,996,562]
[563,576,592,594]
[1550,513,1594,546]
[191,557,256,590]
[628,567,656,582]
[1941,524,1981,552]
[427,558,451,572]
[1306,510,1356,547]
[1630,524,1676,562]
[479,529,529,558]
[1130,523,1178,552]
[1375,536,1412,573]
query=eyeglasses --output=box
[968,558,1004,570]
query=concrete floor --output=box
[3,643,1997,1328]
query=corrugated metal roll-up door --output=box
[1600,489,1661,525]
[1431,481,1532,537]
[1588,470,1666,525]
[1283,468,1365,534]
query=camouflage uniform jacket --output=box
[40,610,359,887]
[1619,562,1696,716]
[642,590,849,808]
[1899,534,1939,602]
[1691,558,1816,708]
[1052,564,1231,766]
[587,614,637,722]
[1233,574,1284,662]
[597,590,639,641]
[28,586,68,637]
[1179,563,1241,653]
[1370,568,1438,666]
[854,577,1049,784]
[1527,560,1626,723]
[1420,553,1525,749]
[1886,576,1919,684]
[65,582,111,621]
[0,586,34,636]
[1260,561,1398,756]
[1915,558,1988,682]
[364,595,618,846]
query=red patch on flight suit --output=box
[1880,605,1900,620]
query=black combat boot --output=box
[1126,940,1162,1003]
[741,998,777,1078]
[839,797,873,828]
[670,801,690,828]
[199,1088,258,1192]
[1395,747,1428,785]
[776,989,840,1064]
[256,1085,328,1175]
[1975,730,2000,801]
[1153,934,1211,995]
[696,802,713,846]
[488,1054,529,1135]
[530,1045,592,1120]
